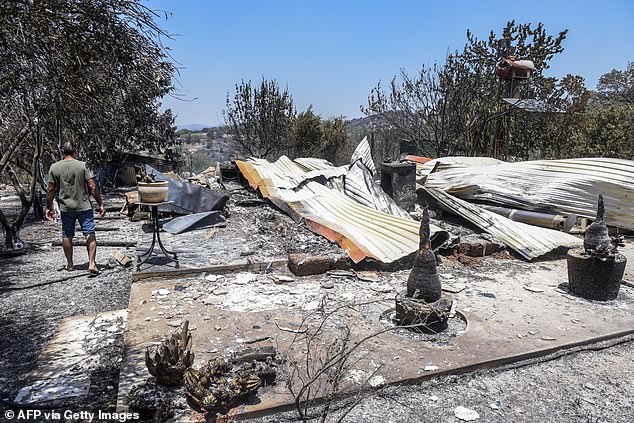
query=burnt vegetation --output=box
[0,0,176,250]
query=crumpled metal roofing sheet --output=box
[293,157,335,171]
[418,156,504,177]
[424,187,582,260]
[344,160,412,219]
[236,158,448,263]
[145,165,228,214]
[350,136,377,175]
[424,157,634,231]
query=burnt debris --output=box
[407,207,441,302]
[583,194,615,257]
[145,320,195,386]
[396,206,453,333]
[183,348,278,412]
[567,195,627,301]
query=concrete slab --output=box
[117,242,634,419]
[15,310,127,405]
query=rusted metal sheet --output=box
[236,159,448,263]
[423,157,634,231]
[496,58,535,80]
[424,187,582,260]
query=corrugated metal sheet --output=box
[424,187,582,260]
[294,157,335,171]
[236,158,449,263]
[245,156,347,190]
[351,136,377,175]
[423,157,634,231]
[418,156,504,177]
[344,160,412,219]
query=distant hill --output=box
[177,123,214,131]
[174,114,391,171]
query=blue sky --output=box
[146,0,634,127]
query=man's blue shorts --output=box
[61,209,95,238]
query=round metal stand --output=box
[137,201,179,271]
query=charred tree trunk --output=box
[567,194,626,301]
[583,194,611,254]
[0,128,42,252]
[406,207,441,302]
[0,123,32,176]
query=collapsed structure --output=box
[120,137,633,269]
[234,139,632,265]
[236,138,449,263]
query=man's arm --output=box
[46,182,56,221]
[87,178,106,217]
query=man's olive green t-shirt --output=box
[48,159,94,212]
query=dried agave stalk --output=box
[145,320,195,385]
[407,207,441,302]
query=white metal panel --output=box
[350,136,377,175]
[425,187,582,260]
[424,157,634,231]
[236,158,449,263]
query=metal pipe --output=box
[478,205,577,233]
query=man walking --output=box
[46,142,106,275]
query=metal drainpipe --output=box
[478,204,577,233]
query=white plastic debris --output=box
[369,375,386,387]
[454,406,480,421]
[234,272,258,285]
[424,365,439,372]
[268,274,295,284]
[157,288,170,296]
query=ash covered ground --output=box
[1,185,634,423]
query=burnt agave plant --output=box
[145,320,195,386]
[407,207,441,302]
[583,194,614,257]
[183,358,260,411]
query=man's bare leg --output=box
[86,233,98,273]
[62,236,74,270]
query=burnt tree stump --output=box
[567,249,626,301]
[407,208,441,302]
[396,206,453,332]
[566,194,626,301]
[395,292,453,333]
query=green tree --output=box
[584,104,634,158]
[364,21,568,160]
[543,74,590,159]
[291,108,348,163]
[596,62,634,105]
[223,78,295,158]
[293,106,323,157]
[544,64,634,160]
[319,116,347,164]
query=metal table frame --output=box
[137,201,179,270]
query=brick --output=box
[287,253,336,276]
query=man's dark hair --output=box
[62,142,76,156]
